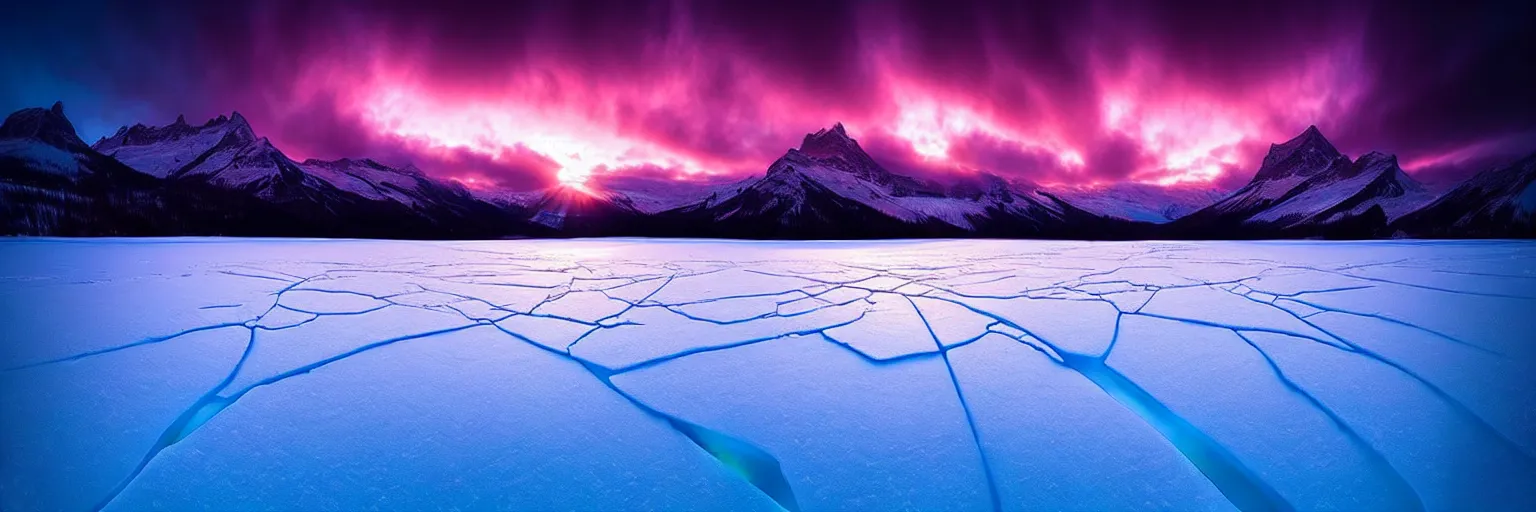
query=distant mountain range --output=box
[2,102,1532,239]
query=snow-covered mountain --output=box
[89,112,535,237]
[589,173,758,214]
[0,103,317,236]
[93,113,350,202]
[0,105,530,238]
[0,102,106,178]
[299,158,480,209]
[651,123,1109,238]
[94,113,255,178]
[1174,126,1434,235]
[1046,183,1227,223]
[92,113,483,209]
[1393,153,1536,237]
[5,103,1533,239]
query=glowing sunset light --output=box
[18,1,1526,191]
[359,86,690,187]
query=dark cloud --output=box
[2,0,1531,190]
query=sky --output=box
[3,0,1533,192]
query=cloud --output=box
[3,0,1531,190]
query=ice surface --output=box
[822,292,936,360]
[946,334,1235,511]
[0,327,249,512]
[2,237,1533,511]
[910,296,996,347]
[1106,316,1422,510]
[1244,330,1536,510]
[612,335,994,510]
[106,327,778,511]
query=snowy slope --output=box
[666,124,1076,237]
[93,113,334,198]
[1190,126,1354,224]
[1048,183,1227,223]
[0,138,85,177]
[299,158,474,209]
[476,184,647,232]
[94,114,255,178]
[0,105,534,238]
[1179,126,1433,232]
[0,102,95,177]
[4,238,1534,510]
[592,174,758,214]
[1393,152,1536,237]
[92,113,486,214]
[1248,152,1433,225]
[0,104,344,237]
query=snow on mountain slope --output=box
[675,124,1072,235]
[299,158,471,209]
[173,137,330,199]
[1248,152,1432,226]
[1180,126,1432,231]
[1305,153,1433,224]
[92,112,328,198]
[94,113,257,178]
[1193,126,1353,222]
[1393,152,1536,237]
[478,184,645,232]
[592,174,759,214]
[92,112,482,210]
[0,102,94,177]
[0,139,84,177]
[1048,183,1227,223]
[755,150,988,227]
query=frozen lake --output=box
[2,238,1534,511]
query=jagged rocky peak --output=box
[212,111,256,139]
[1352,151,1425,188]
[305,157,421,176]
[95,109,258,152]
[792,122,900,182]
[1355,150,1395,166]
[799,122,861,159]
[1253,125,1349,182]
[0,101,88,151]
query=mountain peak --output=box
[215,111,257,141]
[1279,125,1333,152]
[1355,151,1397,167]
[1253,125,1347,181]
[0,102,87,151]
[1352,151,1426,194]
[799,123,859,157]
[174,114,187,126]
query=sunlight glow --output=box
[359,86,705,187]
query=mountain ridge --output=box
[1169,125,1435,237]
[1,103,1529,239]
